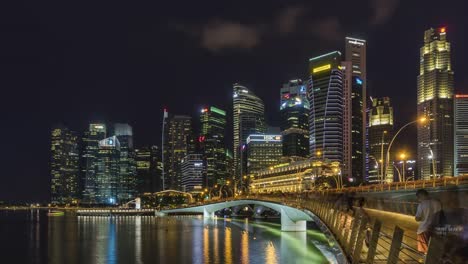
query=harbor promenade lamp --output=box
[384,117,427,181]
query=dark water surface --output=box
[0,210,335,264]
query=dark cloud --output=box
[311,17,345,42]
[370,0,400,25]
[200,21,261,51]
[276,6,306,34]
[173,1,398,52]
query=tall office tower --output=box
[345,37,367,183]
[246,134,283,174]
[233,84,266,181]
[280,80,309,157]
[180,154,205,193]
[454,95,468,176]
[341,61,353,179]
[135,145,162,193]
[114,123,136,202]
[82,123,107,203]
[95,136,121,204]
[417,27,454,179]
[280,79,308,104]
[308,51,344,163]
[50,125,80,204]
[368,97,394,183]
[164,115,193,190]
[200,106,227,187]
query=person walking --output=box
[415,189,442,254]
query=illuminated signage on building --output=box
[312,64,331,73]
[246,134,282,144]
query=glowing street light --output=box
[385,117,428,181]
[398,152,407,182]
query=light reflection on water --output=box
[0,210,333,264]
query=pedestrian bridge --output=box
[159,199,313,231]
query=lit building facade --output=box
[246,134,282,174]
[82,123,107,203]
[251,159,340,193]
[368,97,394,183]
[280,79,310,158]
[233,84,266,181]
[95,136,121,204]
[180,154,205,193]
[136,145,161,194]
[114,123,136,202]
[50,125,80,204]
[200,106,227,187]
[454,95,468,176]
[417,27,454,179]
[308,51,344,163]
[345,37,367,183]
[164,115,193,190]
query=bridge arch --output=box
[160,199,312,231]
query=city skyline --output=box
[2,1,468,201]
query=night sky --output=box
[1,0,467,202]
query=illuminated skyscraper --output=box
[164,115,193,190]
[454,95,468,176]
[368,97,394,183]
[417,27,454,179]
[95,136,120,204]
[280,79,309,157]
[246,134,282,174]
[82,123,107,203]
[180,154,205,193]
[345,37,367,183]
[308,51,344,163]
[200,106,227,187]
[50,125,80,204]
[233,84,266,181]
[135,145,162,193]
[114,123,136,202]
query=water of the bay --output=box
[0,210,337,264]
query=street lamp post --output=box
[399,153,407,182]
[385,117,427,181]
[426,145,437,179]
[380,131,387,183]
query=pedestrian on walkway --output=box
[415,189,442,254]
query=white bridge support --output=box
[280,208,307,231]
[203,208,214,218]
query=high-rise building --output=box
[233,84,266,181]
[114,123,136,202]
[368,97,394,183]
[246,134,282,174]
[417,27,454,179]
[341,61,353,179]
[50,125,80,204]
[82,123,107,203]
[180,154,205,193]
[308,51,344,163]
[136,145,162,194]
[280,79,309,157]
[200,106,227,187]
[95,136,121,204]
[345,37,367,183]
[454,95,468,176]
[280,79,308,104]
[164,115,193,190]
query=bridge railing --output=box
[306,175,468,195]
[245,194,426,264]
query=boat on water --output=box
[47,210,65,216]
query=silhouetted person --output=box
[415,189,442,254]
